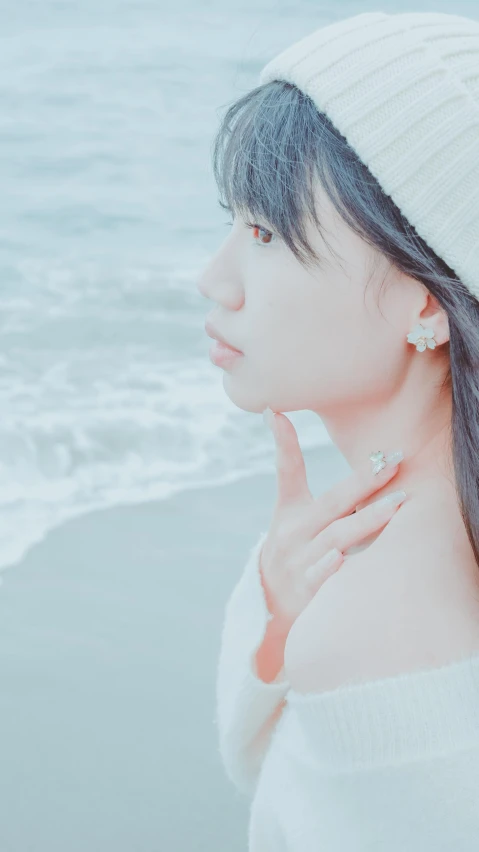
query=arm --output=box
[214,531,291,796]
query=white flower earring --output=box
[406,323,436,352]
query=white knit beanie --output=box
[258,11,479,300]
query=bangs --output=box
[211,80,348,269]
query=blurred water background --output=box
[0,0,475,573]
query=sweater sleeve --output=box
[214,530,292,796]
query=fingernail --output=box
[385,449,404,465]
[262,408,275,431]
[377,489,407,507]
[323,548,342,567]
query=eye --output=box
[246,223,276,246]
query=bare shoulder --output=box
[283,493,479,695]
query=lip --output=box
[204,318,243,354]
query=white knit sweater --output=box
[215,531,479,851]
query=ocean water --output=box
[0,0,473,573]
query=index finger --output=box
[264,409,313,506]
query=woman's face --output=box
[197,184,419,418]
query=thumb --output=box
[263,409,313,506]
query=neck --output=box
[316,385,454,512]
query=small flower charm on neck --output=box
[369,450,387,475]
[406,323,436,352]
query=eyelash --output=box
[224,220,276,246]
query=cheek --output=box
[248,271,402,396]
[318,323,404,403]
[276,305,401,401]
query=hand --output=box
[260,410,406,635]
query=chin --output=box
[221,373,271,414]
[221,373,300,415]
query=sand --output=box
[0,442,348,852]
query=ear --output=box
[416,293,450,346]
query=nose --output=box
[196,233,242,305]
[196,264,211,299]
[196,248,226,300]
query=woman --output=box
[197,11,479,851]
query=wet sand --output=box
[0,442,348,851]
